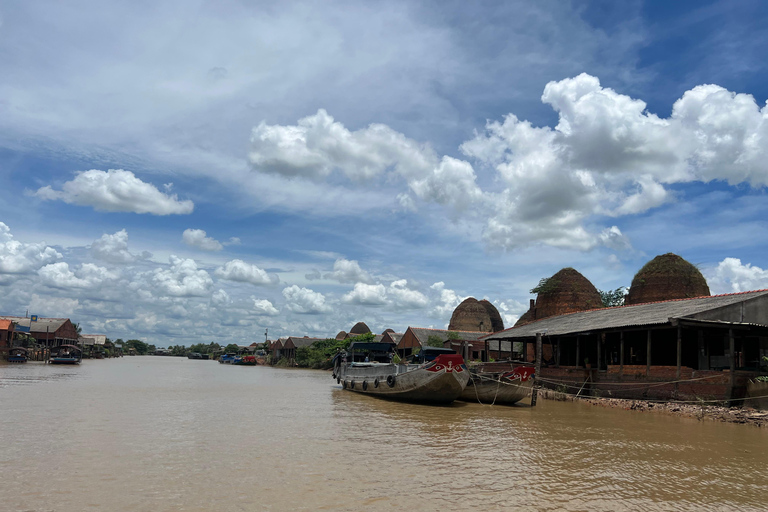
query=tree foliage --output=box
[599,287,627,307]
[124,339,149,355]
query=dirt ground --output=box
[538,389,768,427]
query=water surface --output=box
[2,357,766,511]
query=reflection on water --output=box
[1,357,767,512]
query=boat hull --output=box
[459,364,535,405]
[49,357,81,365]
[336,354,469,404]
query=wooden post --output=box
[646,330,652,377]
[555,337,560,367]
[675,325,682,399]
[531,332,543,406]
[484,340,488,362]
[576,335,581,368]
[728,328,735,403]
[619,331,624,379]
[521,340,527,362]
[597,334,602,371]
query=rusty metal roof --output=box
[484,290,768,340]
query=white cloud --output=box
[28,294,79,318]
[324,258,373,283]
[214,259,277,285]
[252,298,279,316]
[250,110,481,214]
[282,285,332,314]
[250,109,436,181]
[342,283,387,305]
[706,258,768,294]
[34,169,194,215]
[387,279,429,309]
[494,299,528,328]
[211,289,232,307]
[429,281,462,316]
[458,73,768,250]
[342,279,428,308]
[0,222,61,274]
[91,229,150,264]
[152,256,213,297]
[182,229,223,251]
[38,262,117,289]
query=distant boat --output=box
[333,342,469,404]
[219,353,238,364]
[7,347,28,363]
[49,345,82,365]
[187,352,204,359]
[233,355,257,366]
[459,362,535,405]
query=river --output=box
[1,357,767,511]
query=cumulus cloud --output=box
[0,222,61,274]
[250,75,768,251]
[250,110,482,213]
[462,73,768,250]
[38,262,117,289]
[28,294,79,317]
[211,289,232,307]
[91,229,150,263]
[342,279,428,308]
[34,169,194,215]
[182,229,223,251]
[706,258,768,294]
[429,281,463,317]
[282,285,332,314]
[214,259,278,285]
[324,258,373,283]
[342,283,387,305]
[252,297,279,316]
[152,256,213,297]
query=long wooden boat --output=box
[333,342,469,404]
[459,362,535,405]
[7,347,28,363]
[49,345,82,365]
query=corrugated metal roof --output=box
[409,327,489,344]
[484,290,768,340]
[0,316,71,334]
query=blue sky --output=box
[2,0,768,345]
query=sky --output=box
[2,0,768,346]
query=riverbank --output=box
[539,389,768,427]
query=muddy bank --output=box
[538,389,768,428]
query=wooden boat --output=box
[187,352,204,359]
[332,342,469,404]
[7,347,28,363]
[233,355,257,366]
[49,345,82,365]
[219,353,237,364]
[459,362,535,405]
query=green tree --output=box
[599,287,627,307]
[125,339,149,355]
[224,343,240,353]
[425,335,446,348]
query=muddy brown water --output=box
[1,357,767,512]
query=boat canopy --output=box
[10,347,28,352]
[54,344,82,351]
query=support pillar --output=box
[728,328,735,403]
[576,335,581,368]
[531,332,543,407]
[675,325,682,399]
[646,330,652,377]
[597,334,603,371]
[619,331,625,379]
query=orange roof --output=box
[0,319,13,330]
